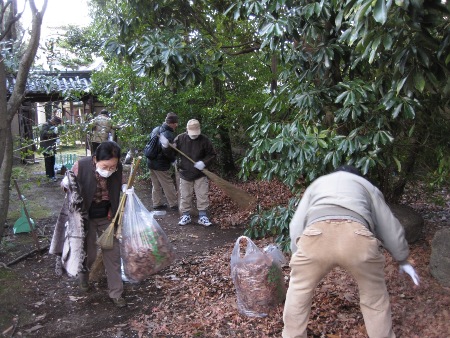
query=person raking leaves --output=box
[160,119,217,226]
[283,165,420,338]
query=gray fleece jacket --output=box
[289,171,409,262]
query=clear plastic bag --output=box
[263,244,287,268]
[120,189,175,283]
[230,236,286,317]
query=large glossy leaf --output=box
[373,0,387,24]
[413,72,425,93]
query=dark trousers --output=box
[44,152,56,178]
[91,142,100,154]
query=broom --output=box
[97,156,142,250]
[168,143,256,210]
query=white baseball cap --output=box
[187,119,201,136]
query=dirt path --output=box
[1,175,244,337]
[2,169,450,337]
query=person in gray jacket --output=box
[283,165,419,338]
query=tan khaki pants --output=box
[80,217,123,299]
[179,176,209,213]
[283,220,394,338]
[150,168,177,208]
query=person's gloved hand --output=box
[159,134,169,148]
[194,161,205,170]
[53,126,58,134]
[399,263,420,286]
[122,184,128,193]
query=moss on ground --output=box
[8,145,87,222]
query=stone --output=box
[389,204,424,244]
[430,228,450,287]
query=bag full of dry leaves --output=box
[230,236,286,317]
[120,189,175,283]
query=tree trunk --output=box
[0,0,47,237]
[0,63,14,237]
[212,77,236,175]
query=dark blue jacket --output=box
[146,123,176,171]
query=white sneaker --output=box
[198,216,212,227]
[178,214,191,226]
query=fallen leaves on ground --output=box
[123,180,450,337]
[209,179,294,228]
[125,228,450,337]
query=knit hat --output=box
[187,119,201,136]
[100,109,110,116]
[165,112,179,124]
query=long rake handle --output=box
[168,143,219,178]
[168,141,256,210]
[168,143,196,165]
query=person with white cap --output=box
[161,119,216,226]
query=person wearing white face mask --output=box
[60,141,127,308]
[169,119,216,226]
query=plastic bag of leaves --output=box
[120,189,175,283]
[230,236,286,317]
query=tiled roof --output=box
[7,70,94,102]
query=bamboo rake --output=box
[168,143,256,210]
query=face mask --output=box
[96,167,114,178]
[189,135,199,140]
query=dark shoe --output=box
[111,297,127,308]
[153,204,167,210]
[78,280,89,292]
[170,205,178,211]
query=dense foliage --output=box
[235,0,450,197]
[234,0,450,243]
[61,0,449,248]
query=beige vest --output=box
[91,115,112,143]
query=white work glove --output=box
[122,184,134,194]
[53,126,58,134]
[61,176,69,190]
[159,134,169,148]
[399,263,420,286]
[194,161,205,170]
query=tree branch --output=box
[7,0,48,120]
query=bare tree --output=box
[0,0,48,237]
